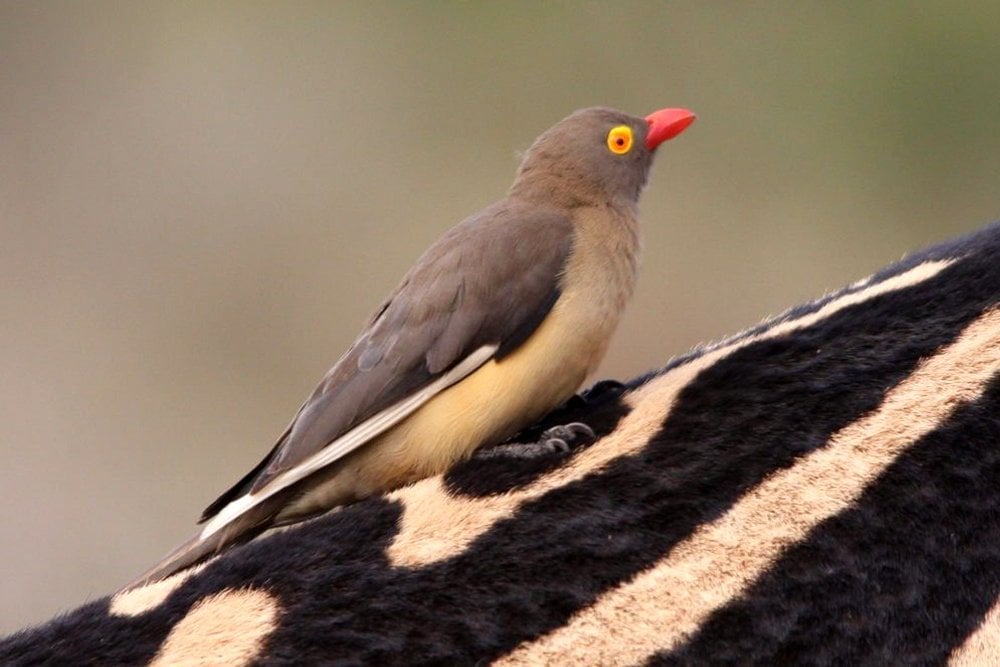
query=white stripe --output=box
[200,345,498,539]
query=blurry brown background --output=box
[2,2,999,633]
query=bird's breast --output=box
[558,204,642,335]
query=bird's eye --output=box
[606,125,633,155]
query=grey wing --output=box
[201,201,574,520]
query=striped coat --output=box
[5,221,1000,665]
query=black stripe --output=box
[656,371,1000,666]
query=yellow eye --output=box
[606,125,633,154]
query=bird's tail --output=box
[120,529,232,593]
[119,497,285,593]
[120,480,309,593]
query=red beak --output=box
[645,108,697,151]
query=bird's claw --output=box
[540,422,595,444]
[475,421,596,459]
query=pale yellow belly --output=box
[280,295,612,517]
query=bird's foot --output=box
[475,422,596,459]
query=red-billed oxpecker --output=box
[127,106,696,588]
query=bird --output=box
[126,105,696,589]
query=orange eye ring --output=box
[606,125,633,155]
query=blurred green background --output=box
[2,2,999,633]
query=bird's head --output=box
[510,106,695,207]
